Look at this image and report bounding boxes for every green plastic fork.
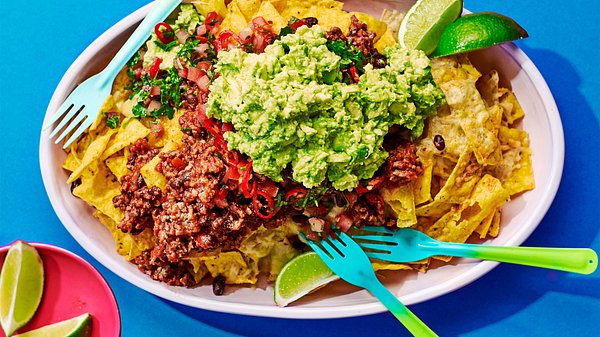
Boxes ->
[353,226,598,274]
[43,0,182,148]
[302,232,439,337]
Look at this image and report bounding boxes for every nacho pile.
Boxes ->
[62,0,534,285]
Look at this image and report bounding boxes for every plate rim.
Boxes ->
[38,2,564,319]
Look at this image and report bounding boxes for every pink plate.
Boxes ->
[0,242,120,337]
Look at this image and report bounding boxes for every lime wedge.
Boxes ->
[431,12,529,57]
[13,313,92,337]
[274,252,339,307]
[0,241,44,337]
[398,0,464,54]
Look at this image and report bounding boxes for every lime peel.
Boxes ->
[0,241,45,337]
[431,12,529,58]
[13,313,92,337]
[274,252,340,307]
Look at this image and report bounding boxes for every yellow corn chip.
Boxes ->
[374,29,397,52]
[230,0,262,21]
[220,0,249,33]
[197,251,258,284]
[254,1,287,32]
[72,161,123,223]
[67,129,116,183]
[488,209,502,237]
[190,0,228,16]
[426,174,510,243]
[95,211,154,260]
[140,139,183,190]
[105,154,130,182]
[103,118,150,159]
[382,184,417,228]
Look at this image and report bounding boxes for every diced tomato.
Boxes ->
[154,22,175,44]
[290,19,307,31]
[216,30,242,52]
[205,11,223,28]
[196,61,212,71]
[336,212,354,233]
[258,183,279,198]
[150,122,164,138]
[170,157,186,171]
[186,66,206,82]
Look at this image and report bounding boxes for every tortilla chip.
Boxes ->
[105,154,130,182]
[230,0,262,21]
[433,151,481,204]
[195,251,259,284]
[190,0,228,16]
[95,210,154,260]
[374,29,397,52]
[413,158,433,205]
[499,89,525,125]
[254,1,287,32]
[140,139,182,190]
[490,126,535,195]
[103,118,150,159]
[426,174,510,243]
[382,184,417,228]
[72,161,123,223]
[67,129,116,183]
[474,208,496,238]
[220,1,249,33]
[488,209,502,237]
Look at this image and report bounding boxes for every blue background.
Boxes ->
[1,0,599,336]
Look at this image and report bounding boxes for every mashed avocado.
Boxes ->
[207,25,444,190]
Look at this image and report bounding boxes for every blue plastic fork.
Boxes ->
[43,0,182,148]
[302,231,438,337]
[353,226,598,274]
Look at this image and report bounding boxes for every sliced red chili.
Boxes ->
[239,161,255,198]
[154,22,175,44]
[348,65,360,83]
[148,57,162,78]
[253,190,275,219]
[203,117,223,139]
[285,186,307,203]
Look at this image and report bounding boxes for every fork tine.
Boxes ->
[47,104,79,139]
[300,233,333,261]
[357,242,393,253]
[321,238,343,258]
[359,226,395,235]
[63,117,94,149]
[43,99,75,131]
[54,111,87,144]
[365,251,395,261]
[352,234,397,243]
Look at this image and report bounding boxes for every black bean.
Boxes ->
[433,134,445,151]
[212,275,226,296]
[186,93,198,107]
[287,235,306,251]
[372,53,387,69]
[304,17,318,26]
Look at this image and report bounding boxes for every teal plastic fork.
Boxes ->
[302,232,439,337]
[43,0,182,148]
[353,226,598,274]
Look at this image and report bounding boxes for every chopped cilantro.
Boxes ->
[103,112,120,129]
[326,40,366,72]
[154,40,179,52]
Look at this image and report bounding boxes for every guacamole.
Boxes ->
[207,25,444,190]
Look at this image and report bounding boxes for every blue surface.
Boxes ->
[1,0,599,336]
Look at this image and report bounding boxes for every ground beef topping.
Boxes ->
[113,138,162,234]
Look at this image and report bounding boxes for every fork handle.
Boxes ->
[423,241,598,274]
[99,0,183,85]
[368,282,439,337]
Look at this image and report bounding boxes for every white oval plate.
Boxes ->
[40,1,564,319]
